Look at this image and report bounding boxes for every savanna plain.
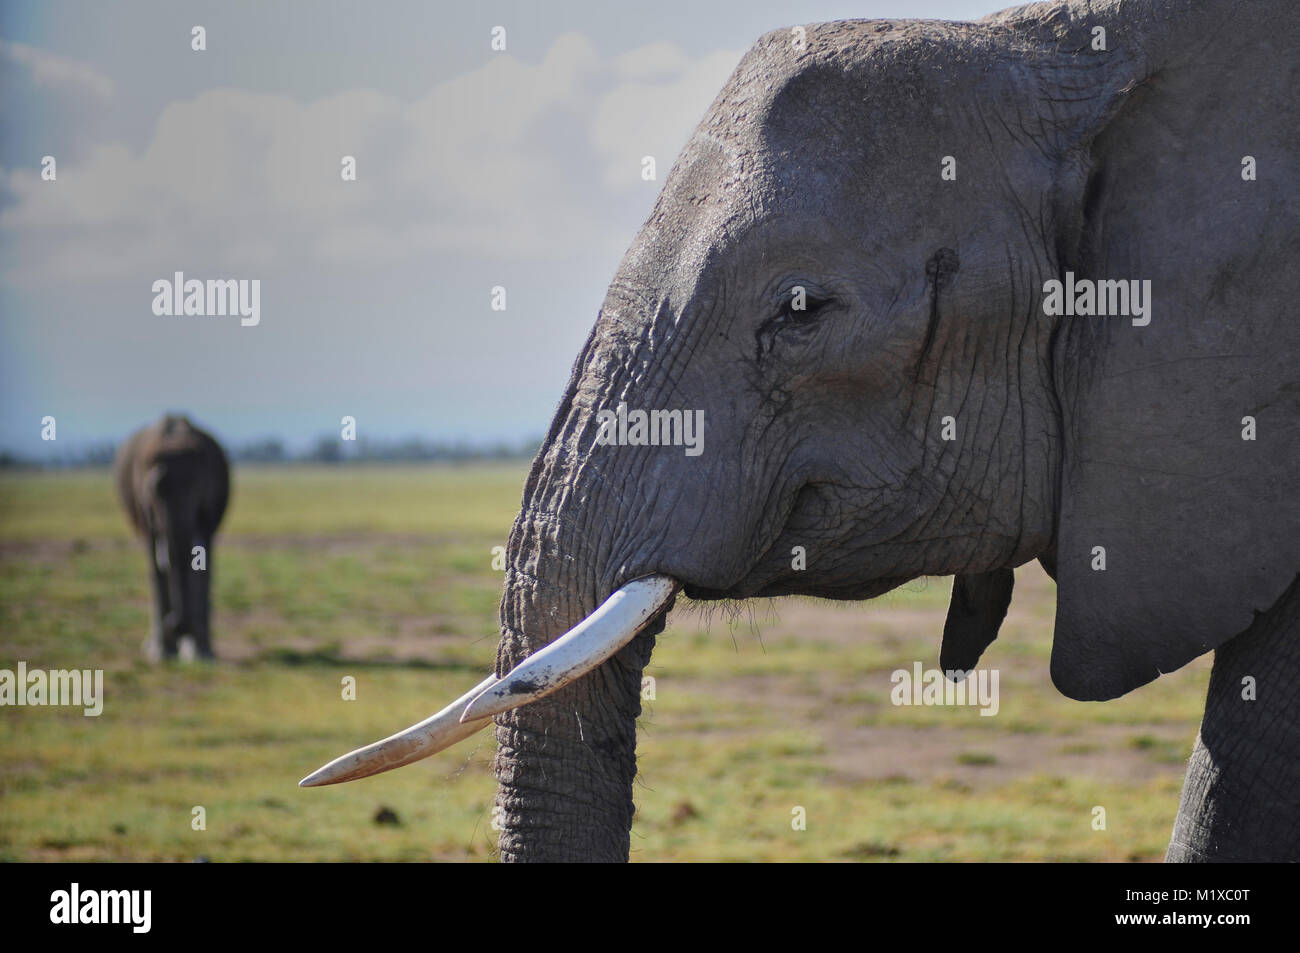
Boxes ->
[0,463,1209,861]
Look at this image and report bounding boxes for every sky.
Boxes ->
[0,0,992,458]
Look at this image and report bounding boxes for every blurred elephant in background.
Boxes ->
[114,415,230,661]
[306,0,1300,861]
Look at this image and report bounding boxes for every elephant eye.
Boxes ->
[755,289,835,362]
[777,291,832,327]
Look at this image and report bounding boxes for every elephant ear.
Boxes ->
[941,570,1013,674]
[1037,11,1300,700]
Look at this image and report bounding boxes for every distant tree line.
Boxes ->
[0,435,542,469]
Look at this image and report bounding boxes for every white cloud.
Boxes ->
[0,39,113,101]
[0,35,744,285]
[591,49,742,190]
[613,41,690,80]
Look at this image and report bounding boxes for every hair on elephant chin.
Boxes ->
[114,415,230,663]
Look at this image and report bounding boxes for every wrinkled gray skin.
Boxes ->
[114,415,230,661]
[492,0,1300,861]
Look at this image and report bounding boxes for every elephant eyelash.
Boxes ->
[776,293,834,327]
[754,293,834,362]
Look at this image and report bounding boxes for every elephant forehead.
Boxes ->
[652,23,987,241]
[616,145,855,308]
[613,18,1020,297]
[703,19,956,146]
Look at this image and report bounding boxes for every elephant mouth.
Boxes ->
[684,573,911,602]
[301,478,916,790]
[302,544,910,790]
[681,480,916,602]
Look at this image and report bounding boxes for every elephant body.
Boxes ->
[485,0,1300,862]
[114,415,230,660]
[310,0,1300,861]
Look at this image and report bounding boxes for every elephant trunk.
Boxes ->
[166,530,189,634]
[163,502,196,636]
[300,304,686,859]
[489,478,654,856]
[492,570,659,861]
[489,341,678,860]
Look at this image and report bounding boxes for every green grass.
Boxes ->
[0,463,1210,861]
[0,463,525,541]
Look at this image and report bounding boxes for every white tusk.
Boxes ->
[460,574,679,723]
[299,674,499,787]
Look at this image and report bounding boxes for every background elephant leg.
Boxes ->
[1166,575,1300,861]
[191,535,214,659]
[147,534,179,660]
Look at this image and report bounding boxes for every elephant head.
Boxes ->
[306,0,1300,861]
[115,414,230,660]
